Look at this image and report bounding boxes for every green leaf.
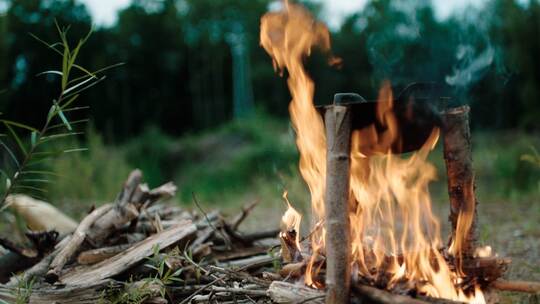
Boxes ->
[63,147,88,153]
[63,76,105,99]
[47,104,57,122]
[63,76,96,95]
[4,123,27,156]
[12,185,48,193]
[62,44,69,90]
[0,120,38,132]
[61,106,90,113]
[20,170,59,176]
[72,64,97,79]
[57,108,72,131]
[36,70,63,77]
[19,179,52,184]
[0,138,20,168]
[67,62,124,85]
[30,131,37,146]
[38,132,82,144]
[29,33,63,57]
[48,118,88,131]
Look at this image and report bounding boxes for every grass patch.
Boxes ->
[172,113,299,206]
[46,126,131,215]
[20,114,538,221]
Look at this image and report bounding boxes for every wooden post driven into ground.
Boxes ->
[323,94,355,304]
[442,105,478,258]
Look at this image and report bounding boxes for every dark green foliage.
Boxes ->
[0,0,538,142]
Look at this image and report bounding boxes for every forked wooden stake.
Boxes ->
[323,99,353,304]
[442,105,477,257]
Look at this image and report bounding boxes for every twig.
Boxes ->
[192,192,231,249]
[178,277,222,304]
[230,200,259,231]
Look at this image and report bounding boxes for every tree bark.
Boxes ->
[442,105,477,258]
[323,104,352,304]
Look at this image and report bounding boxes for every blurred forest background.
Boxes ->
[0,0,538,214]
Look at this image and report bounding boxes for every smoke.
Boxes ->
[444,1,511,98]
[445,45,494,88]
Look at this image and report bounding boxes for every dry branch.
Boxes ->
[45,203,113,283]
[85,170,143,246]
[59,221,196,285]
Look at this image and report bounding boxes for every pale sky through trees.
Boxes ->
[82,0,486,28]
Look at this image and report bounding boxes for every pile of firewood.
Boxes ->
[0,169,538,304]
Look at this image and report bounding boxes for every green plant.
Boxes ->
[143,245,184,299]
[104,278,155,304]
[521,146,540,193]
[12,277,35,304]
[46,125,131,206]
[0,22,122,211]
[521,147,540,168]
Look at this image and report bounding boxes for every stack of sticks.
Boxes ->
[0,169,538,304]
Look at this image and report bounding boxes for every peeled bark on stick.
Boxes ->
[442,105,477,258]
[323,103,352,304]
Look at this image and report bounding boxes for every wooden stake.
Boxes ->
[442,105,477,257]
[324,103,352,304]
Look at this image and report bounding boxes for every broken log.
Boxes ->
[59,221,196,285]
[442,105,477,258]
[323,99,353,304]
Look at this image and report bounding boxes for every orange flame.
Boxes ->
[260,0,328,284]
[280,190,302,248]
[261,1,486,303]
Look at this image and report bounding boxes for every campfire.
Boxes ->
[2,1,540,304]
[260,1,505,303]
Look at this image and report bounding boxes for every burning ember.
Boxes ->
[261,1,490,303]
